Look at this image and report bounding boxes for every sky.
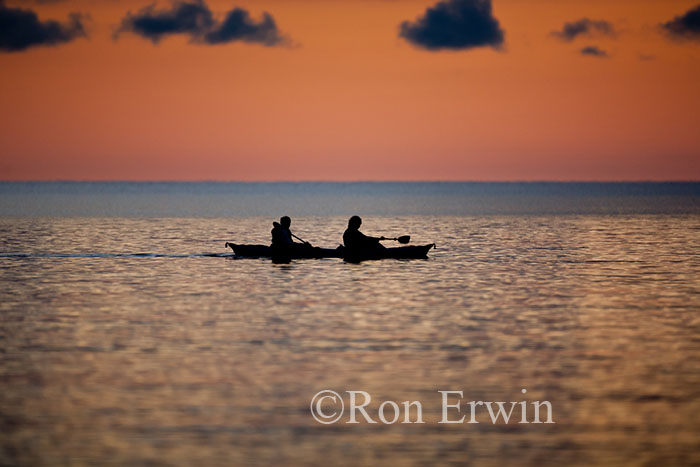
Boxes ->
[0,0,699,181]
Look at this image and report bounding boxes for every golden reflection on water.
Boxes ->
[0,216,699,465]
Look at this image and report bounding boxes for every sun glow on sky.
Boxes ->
[1,0,699,181]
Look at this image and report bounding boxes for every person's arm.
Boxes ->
[287,230,310,245]
[359,231,383,245]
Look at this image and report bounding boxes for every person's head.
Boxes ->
[280,216,291,228]
[348,215,362,230]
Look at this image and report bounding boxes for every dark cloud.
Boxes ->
[204,8,284,46]
[661,4,700,40]
[0,0,86,52]
[399,0,504,51]
[580,46,608,58]
[551,18,616,42]
[116,0,213,44]
[116,0,288,47]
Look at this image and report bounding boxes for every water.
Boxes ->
[1,181,699,217]
[1,183,699,466]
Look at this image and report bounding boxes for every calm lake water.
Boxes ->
[1,182,699,466]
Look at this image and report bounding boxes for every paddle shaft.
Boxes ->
[379,235,411,244]
[291,232,310,244]
[273,221,310,244]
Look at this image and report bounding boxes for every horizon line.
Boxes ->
[1,179,700,184]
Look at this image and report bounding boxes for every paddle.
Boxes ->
[291,233,311,245]
[380,235,411,244]
[273,221,312,245]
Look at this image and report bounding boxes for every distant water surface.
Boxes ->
[1,181,698,216]
[0,182,699,466]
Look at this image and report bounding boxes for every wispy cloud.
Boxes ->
[115,0,289,47]
[551,18,616,42]
[580,45,608,58]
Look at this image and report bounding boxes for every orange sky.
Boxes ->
[1,0,699,181]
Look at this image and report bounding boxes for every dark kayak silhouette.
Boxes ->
[228,216,434,262]
[224,242,435,261]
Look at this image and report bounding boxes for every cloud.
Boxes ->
[0,0,86,52]
[580,45,608,57]
[204,8,285,46]
[551,18,616,42]
[399,0,504,51]
[116,0,213,44]
[116,0,288,47]
[661,4,700,40]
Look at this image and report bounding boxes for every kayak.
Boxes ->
[225,243,343,259]
[343,243,435,262]
[225,242,435,261]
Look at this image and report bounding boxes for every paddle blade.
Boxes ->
[396,235,411,244]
